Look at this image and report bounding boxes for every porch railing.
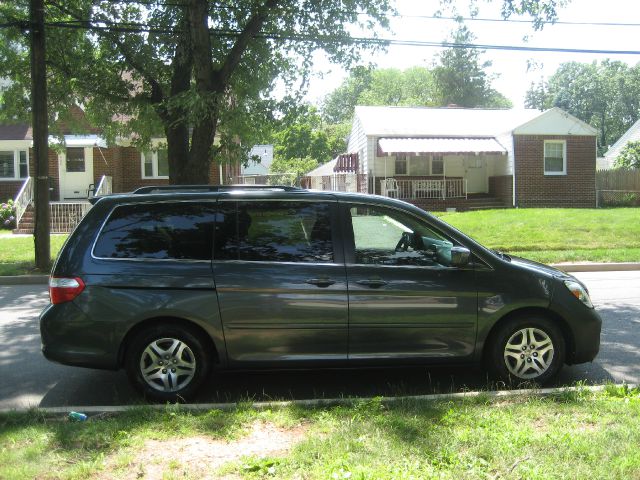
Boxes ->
[14,176,34,229]
[232,173,299,186]
[382,178,467,200]
[94,175,113,197]
[50,202,92,234]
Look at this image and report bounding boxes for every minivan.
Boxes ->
[40,186,601,400]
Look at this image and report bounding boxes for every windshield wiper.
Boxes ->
[492,249,512,262]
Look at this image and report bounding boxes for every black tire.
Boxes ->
[487,315,565,385]
[125,323,211,402]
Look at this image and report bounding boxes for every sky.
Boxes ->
[304,0,640,108]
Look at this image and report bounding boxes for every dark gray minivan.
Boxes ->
[40,186,601,400]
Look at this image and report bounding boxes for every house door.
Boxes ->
[59,147,94,199]
[465,156,486,194]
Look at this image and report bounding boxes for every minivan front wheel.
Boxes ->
[126,324,210,401]
[488,316,565,385]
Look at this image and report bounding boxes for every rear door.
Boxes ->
[343,202,478,361]
[212,197,348,367]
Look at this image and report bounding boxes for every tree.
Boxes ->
[0,0,393,184]
[525,60,640,155]
[271,105,349,167]
[615,140,640,169]
[432,24,512,108]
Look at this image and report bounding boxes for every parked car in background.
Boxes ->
[40,186,601,401]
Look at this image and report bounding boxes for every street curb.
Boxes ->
[0,384,634,415]
[0,275,49,285]
[551,263,640,272]
[0,263,639,286]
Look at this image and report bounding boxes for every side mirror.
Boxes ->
[450,246,471,267]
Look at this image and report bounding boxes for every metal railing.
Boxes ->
[49,202,91,234]
[14,176,33,228]
[305,173,366,193]
[94,175,113,197]
[382,178,467,200]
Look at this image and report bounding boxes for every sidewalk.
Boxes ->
[1,263,639,285]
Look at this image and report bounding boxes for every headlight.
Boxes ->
[564,280,593,308]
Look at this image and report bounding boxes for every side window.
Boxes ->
[349,205,453,267]
[215,201,334,263]
[93,202,216,260]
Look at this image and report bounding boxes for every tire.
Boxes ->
[487,315,565,385]
[125,323,211,402]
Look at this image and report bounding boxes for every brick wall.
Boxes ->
[514,135,596,208]
[0,181,22,201]
[489,175,513,207]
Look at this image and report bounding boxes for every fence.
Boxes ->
[596,168,640,207]
[231,173,299,186]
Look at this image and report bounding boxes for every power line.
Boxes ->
[3,19,640,56]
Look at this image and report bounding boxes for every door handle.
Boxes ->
[305,278,336,288]
[356,279,388,288]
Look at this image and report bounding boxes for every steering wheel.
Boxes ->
[395,232,413,251]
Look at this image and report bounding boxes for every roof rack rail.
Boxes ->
[131,184,303,194]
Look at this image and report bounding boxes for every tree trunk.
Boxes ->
[30,0,50,271]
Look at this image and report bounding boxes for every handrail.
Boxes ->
[94,175,113,197]
[14,176,34,228]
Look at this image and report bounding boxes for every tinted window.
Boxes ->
[94,202,216,260]
[350,205,453,267]
[215,201,333,263]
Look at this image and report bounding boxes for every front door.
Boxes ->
[343,203,477,361]
[465,156,486,194]
[59,147,93,199]
[212,199,348,367]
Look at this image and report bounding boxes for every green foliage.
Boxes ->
[321,26,511,124]
[615,140,640,169]
[270,156,319,178]
[525,60,640,155]
[433,25,512,108]
[0,0,394,182]
[0,199,15,229]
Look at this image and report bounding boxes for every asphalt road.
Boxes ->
[0,271,638,410]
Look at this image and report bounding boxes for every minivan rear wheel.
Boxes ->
[125,324,211,401]
[488,315,565,385]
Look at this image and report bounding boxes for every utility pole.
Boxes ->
[30,0,50,270]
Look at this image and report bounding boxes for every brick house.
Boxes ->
[334,106,597,210]
[0,115,240,232]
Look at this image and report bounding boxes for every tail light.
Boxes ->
[49,277,85,304]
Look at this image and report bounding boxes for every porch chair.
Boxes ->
[383,178,399,198]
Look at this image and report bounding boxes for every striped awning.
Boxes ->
[378,137,507,155]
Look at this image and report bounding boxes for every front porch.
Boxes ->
[12,175,112,234]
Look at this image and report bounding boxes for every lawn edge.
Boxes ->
[1,384,635,415]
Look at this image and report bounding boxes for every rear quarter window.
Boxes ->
[93,202,216,260]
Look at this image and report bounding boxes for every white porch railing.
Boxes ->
[49,202,92,234]
[14,176,34,228]
[94,175,113,197]
[381,178,467,200]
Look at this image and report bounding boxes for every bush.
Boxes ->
[0,199,16,230]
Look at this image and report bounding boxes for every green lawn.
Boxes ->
[1,386,640,479]
[0,208,638,275]
[435,207,640,263]
[0,234,67,275]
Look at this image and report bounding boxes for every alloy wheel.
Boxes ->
[503,327,554,380]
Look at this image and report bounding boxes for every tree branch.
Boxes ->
[216,0,279,89]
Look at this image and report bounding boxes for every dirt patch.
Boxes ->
[101,421,308,479]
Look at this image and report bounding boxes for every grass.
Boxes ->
[435,207,640,263]
[1,386,640,479]
[0,207,638,275]
[0,233,67,275]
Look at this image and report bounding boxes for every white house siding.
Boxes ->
[347,116,367,174]
[495,131,515,175]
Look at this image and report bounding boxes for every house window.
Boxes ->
[66,148,85,172]
[141,149,169,179]
[395,154,408,175]
[544,140,566,175]
[0,150,29,180]
[431,155,444,175]
[410,155,428,175]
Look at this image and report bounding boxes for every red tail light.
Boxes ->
[49,277,85,304]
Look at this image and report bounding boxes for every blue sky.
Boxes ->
[305,0,640,108]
